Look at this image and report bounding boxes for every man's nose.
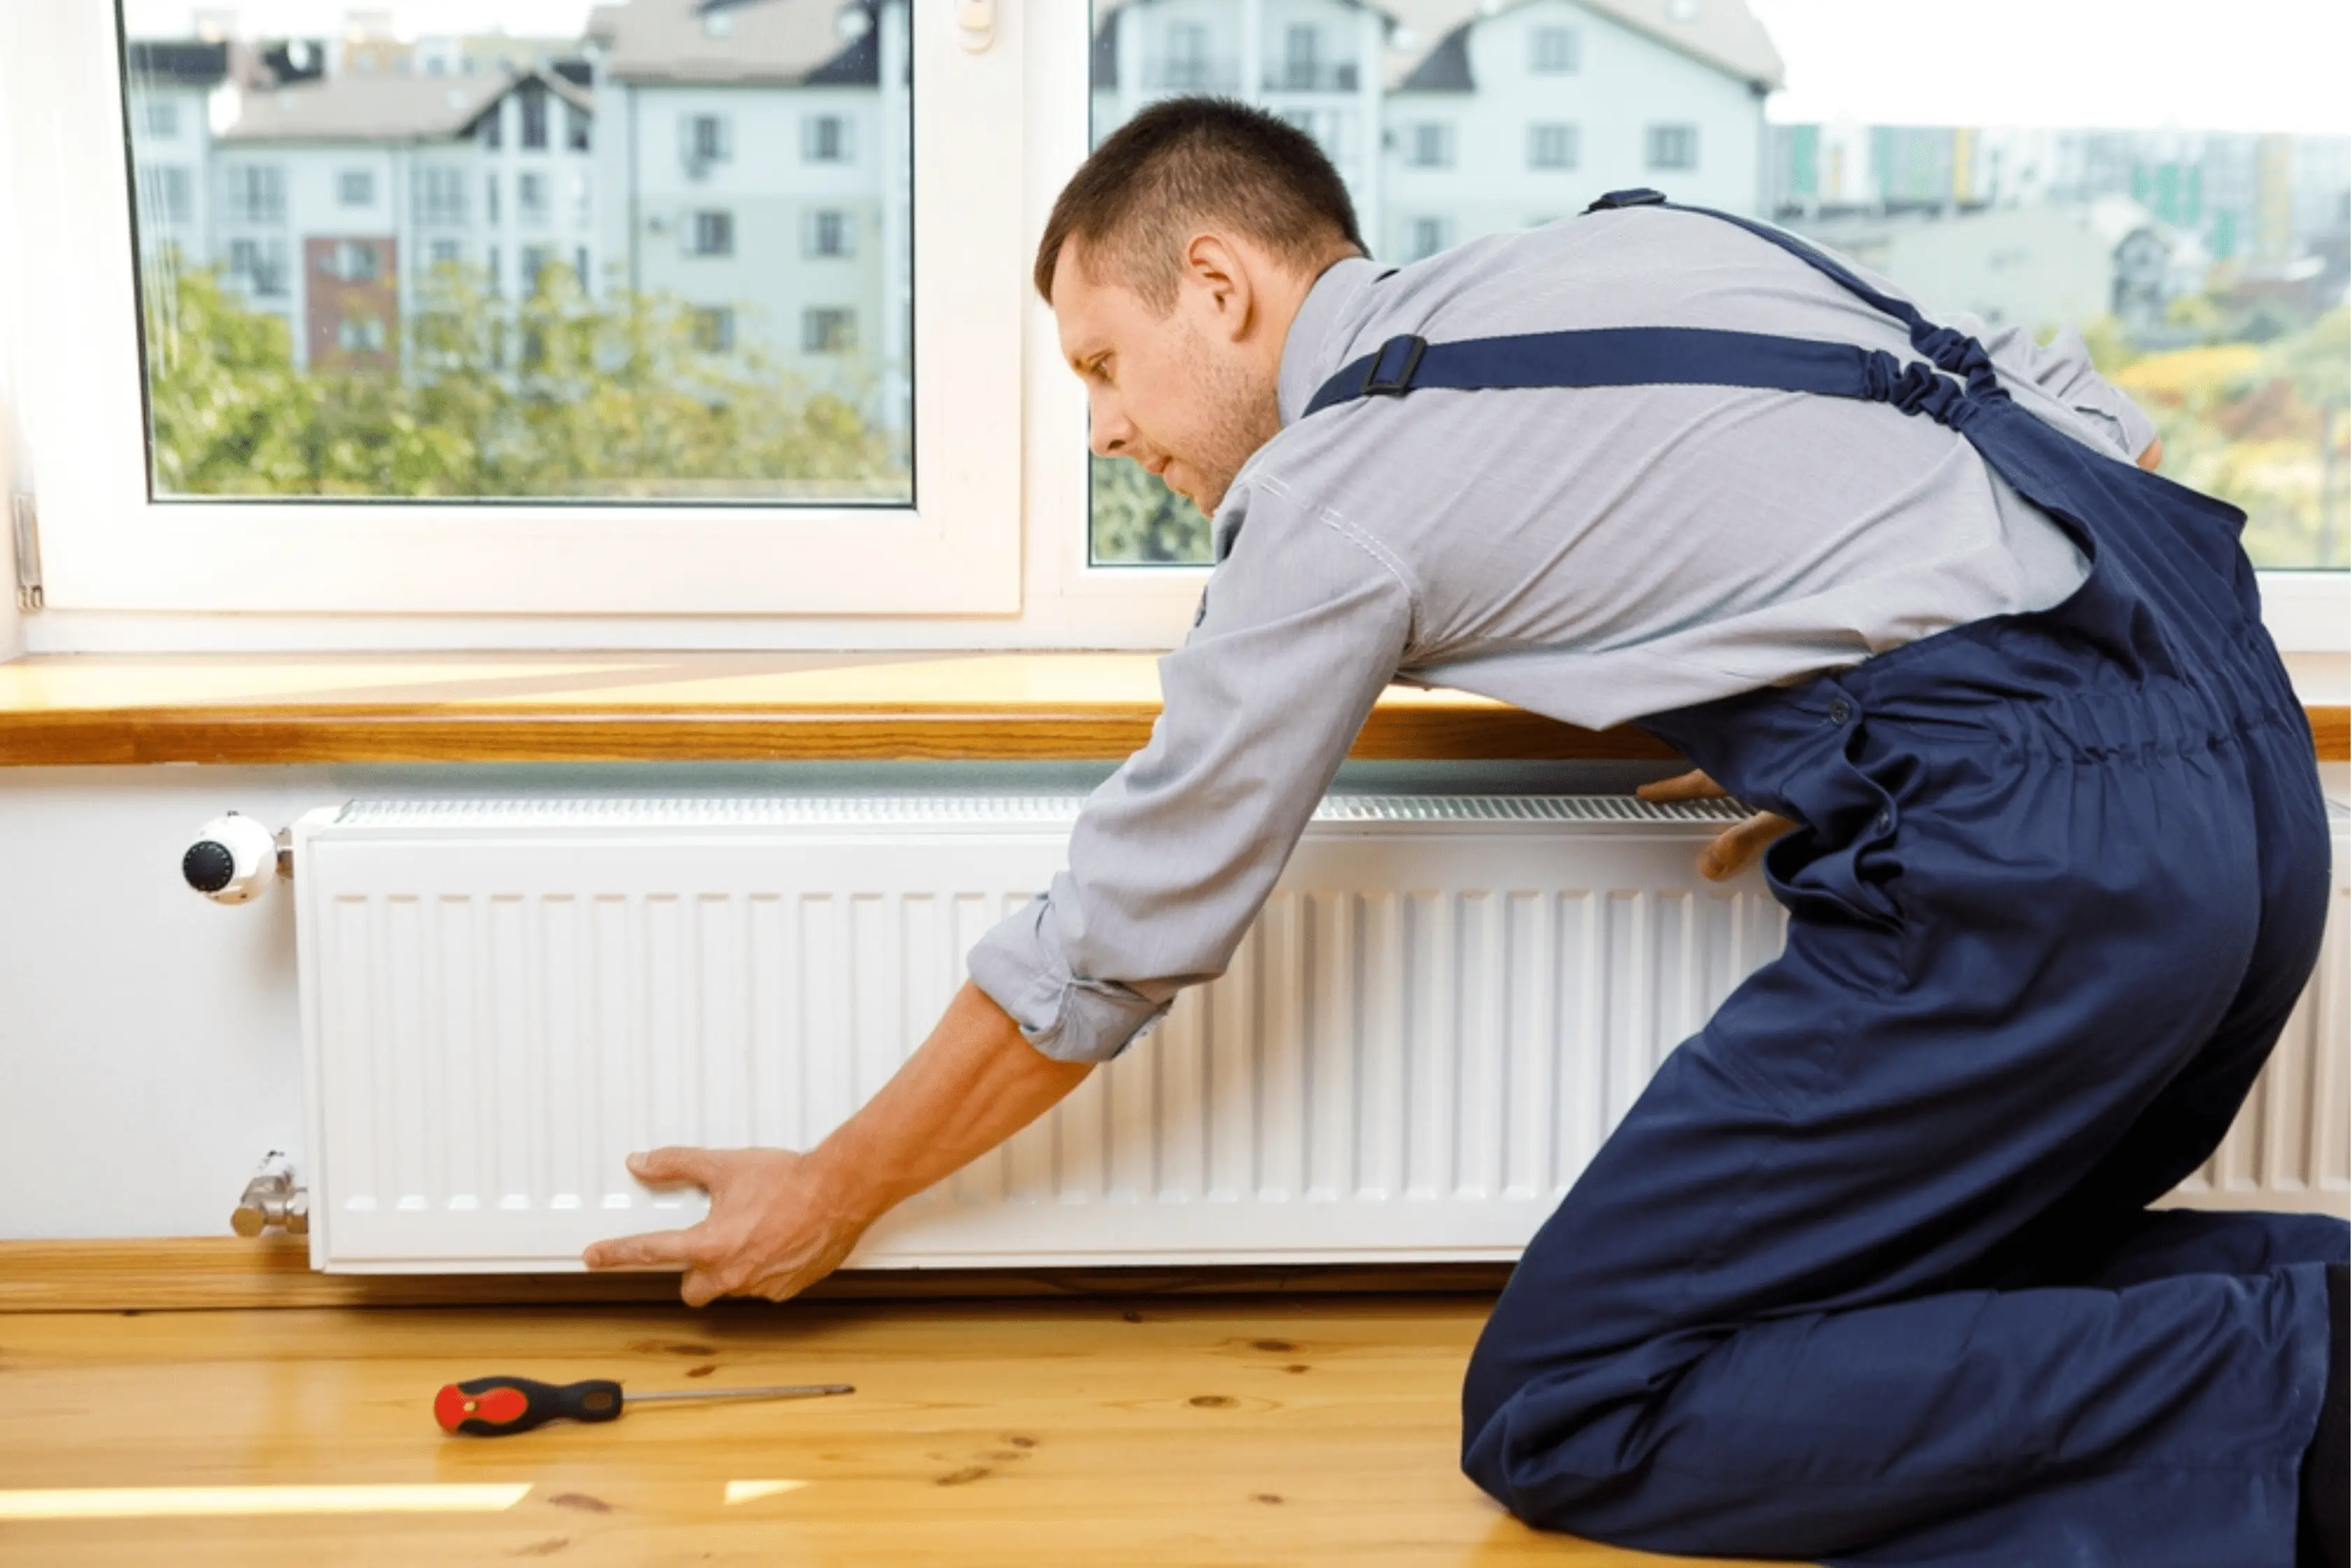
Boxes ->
[1087,397,1134,459]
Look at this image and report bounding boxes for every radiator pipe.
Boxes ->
[231,1151,309,1237]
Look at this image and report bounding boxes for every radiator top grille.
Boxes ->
[334,793,1756,830]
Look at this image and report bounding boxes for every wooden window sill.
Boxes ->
[0,653,2341,767]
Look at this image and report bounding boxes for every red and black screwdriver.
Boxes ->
[435,1375,855,1436]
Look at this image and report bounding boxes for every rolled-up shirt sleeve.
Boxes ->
[967,484,1416,1063]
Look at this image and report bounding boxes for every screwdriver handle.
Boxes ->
[435,1376,624,1436]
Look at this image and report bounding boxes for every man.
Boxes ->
[587,101,2346,1567]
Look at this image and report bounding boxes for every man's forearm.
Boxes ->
[806,978,1096,1223]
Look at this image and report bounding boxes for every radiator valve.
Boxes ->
[231,1151,309,1237]
[183,813,289,904]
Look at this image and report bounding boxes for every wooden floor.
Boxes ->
[0,1294,1791,1566]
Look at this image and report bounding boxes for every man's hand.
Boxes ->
[2137,437,2164,472]
[1637,769,1798,881]
[583,1146,872,1308]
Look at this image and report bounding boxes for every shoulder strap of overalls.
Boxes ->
[1302,188,2008,426]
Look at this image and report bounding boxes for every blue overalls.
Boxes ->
[1309,192,2346,1565]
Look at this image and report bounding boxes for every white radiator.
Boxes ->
[292,794,2350,1273]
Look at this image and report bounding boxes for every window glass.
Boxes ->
[118,1,914,505]
[1084,0,2346,571]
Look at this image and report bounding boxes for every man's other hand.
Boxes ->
[582,1146,871,1307]
[2137,437,2164,472]
[1636,769,1798,881]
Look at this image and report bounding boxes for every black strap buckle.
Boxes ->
[1585,187,1667,213]
[1361,335,1427,398]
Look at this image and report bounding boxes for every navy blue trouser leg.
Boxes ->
[1460,680,2339,1567]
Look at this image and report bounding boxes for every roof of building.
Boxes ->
[125,39,232,88]
[587,0,882,86]
[218,68,588,144]
[1387,0,1782,93]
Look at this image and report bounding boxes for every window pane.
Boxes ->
[120,2,914,504]
[1083,1,2348,572]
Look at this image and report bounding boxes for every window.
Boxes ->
[566,103,591,153]
[519,81,548,149]
[321,240,380,282]
[138,165,192,225]
[685,113,730,169]
[227,237,288,297]
[1278,24,1320,90]
[688,210,734,256]
[518,171,547,223]
[485,172,500,224]
[1407,123,1453,169]
[338,169,374,206]
[692,307,736,354]
[485,244,500,295]
[521,244,552,294]
[802,114,853,164]
[1407,216,1450,260]
[428,237,461,268]
[223,163,284,225]
[335,314,386,353]
[1647,124,1699,171]
[477,100,502,148]
[806,209,853,258]
[419,165,466,224]
[1531,25,1579,74]
[802,307,856,354]
[574,245,590,288]
[1529,123,1578,170]
[144,98,179,138]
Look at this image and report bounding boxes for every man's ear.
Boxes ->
[1179,232,1256,342]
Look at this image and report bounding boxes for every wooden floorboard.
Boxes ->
[0,1296,1793,1566]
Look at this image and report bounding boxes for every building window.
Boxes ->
[1646,124,1699,171]
[1531,26,1579,73]
[224,164,285,225]
[143,98,180,138]
[1407,123,1453,169]
[806,209,853,258]
[689,210,734,256]
[566,103,590,152]
[1164,22,1210,88]
[338,169,374,206]
[692,307,736,354]
[138,164,192,225]
[1529,123,1578,170]
[521,244,552,293]
[486,244,500,295]
[336,314,387,353]
[1407,216,1448,261]
[428,237,461,268]
[575,244,591,288]
[485,172,500,224]
[685,113,730,169]
[318,240,380,282]
[802,115,853,164]
[477,101,503,148]
[419,166,466,224]
[518,171,547,223]
[227,237,288,296]
[519,81,548,150]
[803,307,856,354]
[1278,24,1320,90]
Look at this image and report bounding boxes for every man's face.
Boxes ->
[1051,238,1282,516]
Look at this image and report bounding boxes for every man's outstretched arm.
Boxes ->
[582,979,1091,1306]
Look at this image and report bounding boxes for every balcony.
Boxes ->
[1264,60,1359,93]
[1142,58,1240,92]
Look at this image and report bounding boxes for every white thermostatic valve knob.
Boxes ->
[183,812,280,904]
[955,0,993,50]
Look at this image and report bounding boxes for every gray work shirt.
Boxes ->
[969,205,2158,1065]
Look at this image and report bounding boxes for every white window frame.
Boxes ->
[4,0,1023,621]
[0,4,2337,659]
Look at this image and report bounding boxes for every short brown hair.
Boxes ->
[1034,97,1364,309]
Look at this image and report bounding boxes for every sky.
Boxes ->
[122,0,2352,137]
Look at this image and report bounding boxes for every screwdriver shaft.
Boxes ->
[624,1382,854,1406]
